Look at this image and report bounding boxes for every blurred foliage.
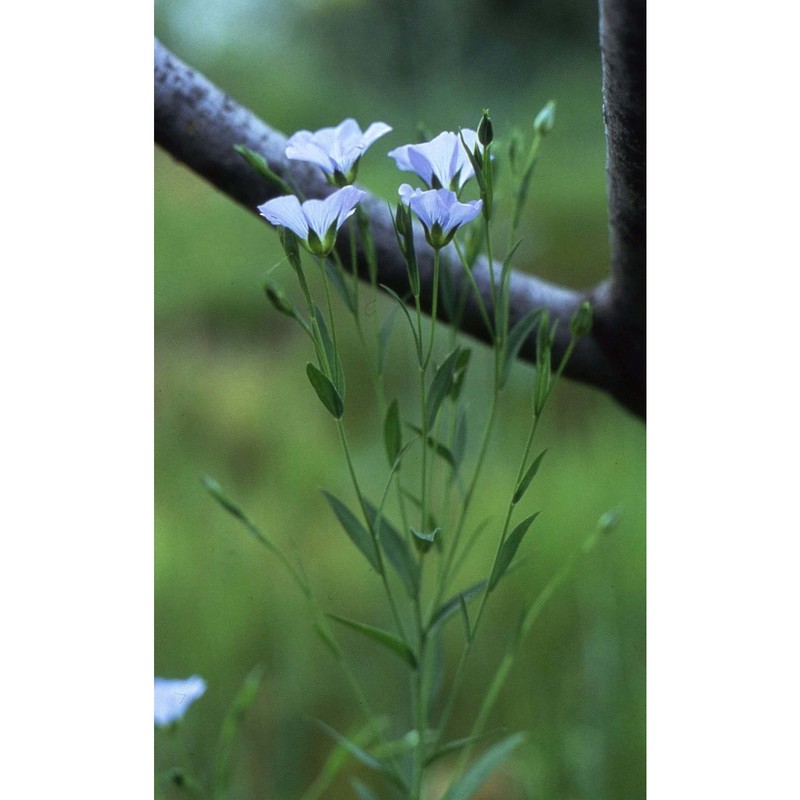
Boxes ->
[155,1,645,798]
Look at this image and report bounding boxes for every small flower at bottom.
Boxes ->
[286,118,392,186]
[398,184,482,250]
[154,675,207,727]
[388,130,480,191]
[258,186,367,256]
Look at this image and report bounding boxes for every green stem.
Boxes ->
[450,522,606,781]
[432,334,581,753]
[336,420,409,646]
[452,238,494,342]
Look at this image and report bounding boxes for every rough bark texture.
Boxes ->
[155,5,645,418]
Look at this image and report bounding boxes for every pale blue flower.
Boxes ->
[398,184,482,249]
[258,186,367,256]
[154,675,207,727]
[286,118,392,186]
[388,130,480,191]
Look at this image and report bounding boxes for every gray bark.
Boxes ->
[155,3,645,418]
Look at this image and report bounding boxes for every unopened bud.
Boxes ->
[478,109,494,147]
[264,281,295,317]
[534,101,556,136]
[569,300,593,338]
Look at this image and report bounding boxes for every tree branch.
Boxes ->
[155,25,644,419]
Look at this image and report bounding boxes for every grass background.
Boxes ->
[155,1,645,796]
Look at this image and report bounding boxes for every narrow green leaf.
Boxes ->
[306,363,344,419]
[439,732,527,800]
[458,593,472,642]
[383,399,402,466]
[363,500,419,598]
[459,131,486,193]
[488,513,540,591]
[425,731,499,767]
[300,722,377,800]
[501,309,543,388]
[452,408,468,469]
[233,144,293,194]
[320,490,379,572]
[327,614,417,669]
[411,526,440,554]
[313,306,336,375]
[406,424,455,467]
[426,347,461,429]
[203,476,248,523]
[313,621,341,660]
[512,449,548,505]
[378,305,398,375]
[380,283,422,363]
[535,311,551,369]
[401,490,439,532]
[439,253,459,327]
[316,720,407,790]
[449,348,472,401]
[214,665,265,798]
[324,258,357,315]
[428,580,487,632]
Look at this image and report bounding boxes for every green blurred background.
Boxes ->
[155,1,645,797]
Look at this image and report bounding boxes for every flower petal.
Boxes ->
[154,676,207,727]
[398,183,422,206]
[388,145,415,174]
[389,131,477,190]
[286,129,337,173]
[258,195,309,239]
[287,119,391,177]
[303,186,367,239]
[442,197,483,234]
[360,122,393,149]
[406,187,457,230]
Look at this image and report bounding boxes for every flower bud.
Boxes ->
[569,300,593,338]
[534,101,556,136]
[264,281,296,317]
[477,109,494,147]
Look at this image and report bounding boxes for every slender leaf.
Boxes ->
[439,732,527,800]
[233,144,293,193]
[383,400,402,466]
[401,490,439,532]
[363,500,419,598]
[213,665,265,799]
[449,348,472,401]
[378,305,399,375]
[406,424,455,467]
[501,308,543,388]
[380,283,422,363]
[411,526,440,554]
[327,614,417,669]
[452,408,468,469]
[512,449,548,505]
[458,593,472,642]
[428,580,487,632]
[306,363,344,419]
[488,513,540,591]
[426,347,461,429]
[320,490,379,572]
[313,306,336,376]
[425,731,500,767]
[300,722,378,800]
[316,719,407,790]
[325,258,357,315]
